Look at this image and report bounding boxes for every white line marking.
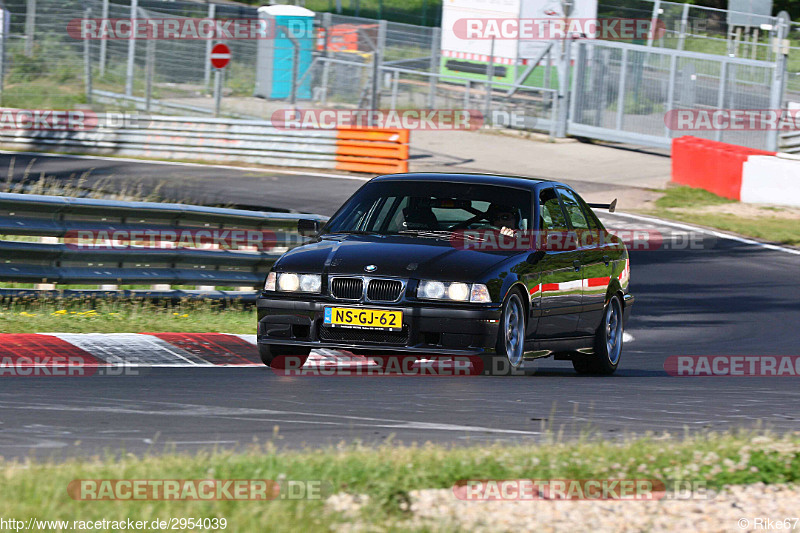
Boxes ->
[608,211,800,256]
[0,150,371,181]
[623,332,634,343]
[168,441,239,445]
[232,334,257,345]
[2,400,540,436]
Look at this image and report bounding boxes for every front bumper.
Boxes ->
[257,295,502,356]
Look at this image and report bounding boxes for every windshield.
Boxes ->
[323,181,533,236]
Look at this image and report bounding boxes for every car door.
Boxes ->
[558,188,609,335]
[533,187,582,338]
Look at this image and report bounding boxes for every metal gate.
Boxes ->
[567,40,783,151]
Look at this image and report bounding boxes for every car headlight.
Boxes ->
[299,273,322,293]
[417,281,491,303]
[272,272,322,293]
[264,272,277,291]
[469,283,491,303]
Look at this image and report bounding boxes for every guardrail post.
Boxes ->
[615,47,628,131]
[84,8,93,105]
[145,38,155,112]
[715,59,728,143]
[484,38,495,126]
[390,70,399,110]
[204,4,216,93]
[677,3,689,51]
[288,32,300,107]
[24,0,36,57]
[555,37,572,138]
[647,0,661,48]
[427,27,441,109]
[35,237,57,290]
[572,41,587,125]
[214,67,223,116]
[369,20,387,124]
[99,0,109,76]
[768,11,790,152]
[665,53,677,138]
[0,7,6,105]
[319,13,331,105]
[125,0,138,97]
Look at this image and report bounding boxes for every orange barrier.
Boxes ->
[671,136,775,200]
[334,128,410,174]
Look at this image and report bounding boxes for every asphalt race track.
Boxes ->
[0,151,369,215]
[1,153,799,459]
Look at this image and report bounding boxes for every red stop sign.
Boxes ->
[210,43,231,69]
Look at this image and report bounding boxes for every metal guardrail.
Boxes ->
[0,192,328,298]
[779,131,800,154]
[0,114,410,174]
[92,89,219,117]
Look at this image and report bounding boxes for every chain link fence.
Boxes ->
[596,0,800,96]
[569,40,780,150]
[0,0,792,151]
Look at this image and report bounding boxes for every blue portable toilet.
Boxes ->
[254,5,315,100]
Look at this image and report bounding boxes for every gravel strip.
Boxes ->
[327,483,800,532]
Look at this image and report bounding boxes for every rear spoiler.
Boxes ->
[588,199,617,213]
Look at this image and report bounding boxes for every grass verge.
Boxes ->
[0,432,798,531]
[0,300,254,334]
[641,186,800,246]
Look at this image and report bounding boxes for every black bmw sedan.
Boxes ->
[257,173,634,375]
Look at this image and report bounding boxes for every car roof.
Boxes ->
[371,172,567,191]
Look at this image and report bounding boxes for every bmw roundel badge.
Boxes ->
[364,264,377,272]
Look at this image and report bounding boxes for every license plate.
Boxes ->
[324,307,403,331]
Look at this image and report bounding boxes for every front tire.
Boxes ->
[259,344,310,368]
[482,291,526,376]
[572,294,623,375]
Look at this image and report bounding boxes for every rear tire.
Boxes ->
[481,291,526,376]
[572,294,623,375]
[259,344,310,368]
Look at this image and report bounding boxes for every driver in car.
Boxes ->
[487,204,519,237]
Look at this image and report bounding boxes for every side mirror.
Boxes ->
[298,218,321,237]
[526,250,545,264]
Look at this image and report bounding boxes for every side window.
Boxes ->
[577,195,604,232]
[384,197,410,232]
[364,197,395,231]
[556,188,589,230]
[538,188,568,231]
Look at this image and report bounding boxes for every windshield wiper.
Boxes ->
[396,229,456,240]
